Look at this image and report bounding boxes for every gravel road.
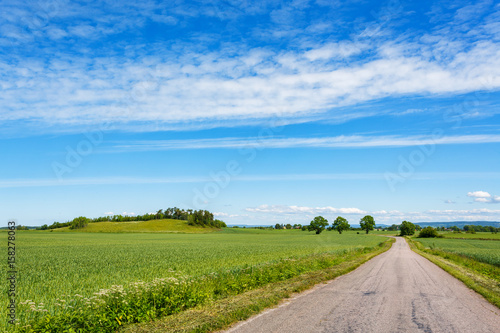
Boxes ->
[225,237,500,333]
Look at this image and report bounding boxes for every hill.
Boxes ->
[51,219,220,233]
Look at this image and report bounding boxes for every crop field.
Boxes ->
[439,232,500,240]
[1,229,387,331]
[415,237,500,267]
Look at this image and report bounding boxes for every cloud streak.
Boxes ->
[112,134,500,151]
[3,172,500,189]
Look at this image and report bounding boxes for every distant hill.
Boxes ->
[414,221,500,228]
[51,219,220,233]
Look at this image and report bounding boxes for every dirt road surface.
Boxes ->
[225,237,500,333]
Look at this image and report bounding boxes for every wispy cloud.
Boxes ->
[111,134,500,151]
[1,2,500,134]
[3,172,500,189]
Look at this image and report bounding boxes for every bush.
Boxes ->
[399,221,416,236]
[418,227,442,238]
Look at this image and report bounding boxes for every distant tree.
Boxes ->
[360,215,375,234]
[69,216,90,230]
[399,221,416,236]
[418,226,441,238]
[285,223,292,229]
[387,224,399,231]
[275,223,281,230]
[308,216,329,234]
[301,225,307,231]
[332,216,350,234]
[40,224,48,230]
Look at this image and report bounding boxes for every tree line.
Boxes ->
[38,207,226,230]
[277,215,377,235]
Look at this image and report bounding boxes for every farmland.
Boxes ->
[416,237,500,266]
[1,229,388,332]
[439,231,500,240]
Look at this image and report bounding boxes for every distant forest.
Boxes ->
[39,207,227,230]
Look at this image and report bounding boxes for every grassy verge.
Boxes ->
[121,238,394,333]
[408,238,500,309]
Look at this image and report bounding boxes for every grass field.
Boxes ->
[416,237,500,266]
[439,231,500,240]
[51,219,219,233]
[1,229,387,332]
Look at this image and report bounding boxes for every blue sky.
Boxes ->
[1,0,500,226]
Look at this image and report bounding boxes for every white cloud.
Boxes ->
[467,191,492,198]
[213,212,239,218]
[467,191,500,203]
[103,211,114,215]
[245,204,366,215]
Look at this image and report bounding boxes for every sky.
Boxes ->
[1,0,500,227]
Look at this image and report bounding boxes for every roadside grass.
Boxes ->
[2,230,387,332]
[51,219,218,233]
[408,238,500,309]
[121,238,395,333]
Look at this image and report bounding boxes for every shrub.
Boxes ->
[418,226,442,238]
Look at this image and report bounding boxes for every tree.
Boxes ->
[308,216,329,234]
[399,221,416,236]
[332,216,350,234]
[285,223,292,229]
[418,226,441,238]
[69,216,90,230]
[360,215,375,234]
[275,223,281,229]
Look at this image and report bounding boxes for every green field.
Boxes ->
[416,237,500,266]
[439,231,500,240]
[51,219,219,233]
[1,229,387,331]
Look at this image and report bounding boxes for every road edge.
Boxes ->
[407,237,500,309]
